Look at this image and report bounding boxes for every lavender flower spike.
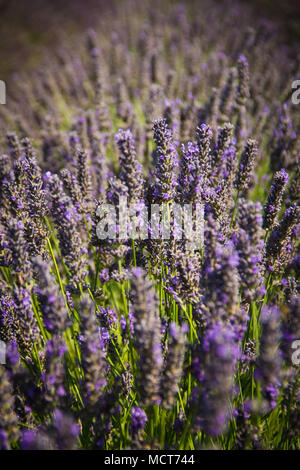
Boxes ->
[160,322,187,409]
[0,367,19,449]
[235,138,258,191]
[33,256,70,334]
[152,118,178,203]
[115,128,144,201]
[130,268,163,406]
[263,169,289,230]
[194,322,240,436]
[255,306,282,410]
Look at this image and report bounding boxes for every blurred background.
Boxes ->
[0,0,299,81]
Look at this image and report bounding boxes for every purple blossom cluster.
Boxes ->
[0,0,299,451]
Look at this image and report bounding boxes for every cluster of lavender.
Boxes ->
[0,0,299,450]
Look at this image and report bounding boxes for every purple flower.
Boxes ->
[130,406,147,436]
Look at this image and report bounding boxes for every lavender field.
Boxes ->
[0,0,299,451]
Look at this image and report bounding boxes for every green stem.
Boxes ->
[131,239,137,267]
